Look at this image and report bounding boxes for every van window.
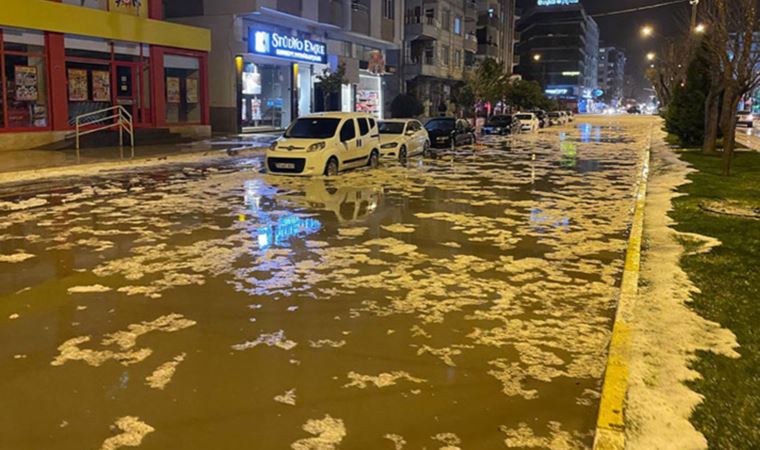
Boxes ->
[358,118,370,136]
[368,118,376,129]
[340,120,356,142]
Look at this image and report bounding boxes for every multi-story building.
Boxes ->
[0,0,211,151]
[598,46,626,108]
[514,0,599,112]
[165,0,403,133]
[403,0,517,117]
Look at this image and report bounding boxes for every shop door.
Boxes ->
[114,63,148,127]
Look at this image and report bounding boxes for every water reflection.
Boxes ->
[302,180,382,223]
[256,214,321,249]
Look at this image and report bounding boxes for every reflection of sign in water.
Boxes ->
[15,66,38,101]
[256,214,322,249]
[559,132,577,168]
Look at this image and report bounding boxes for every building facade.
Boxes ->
[166,0,403,133]
[598,46,626,108]
[514,0,599,112]
[402,0,517,117]
[0,0,211,151]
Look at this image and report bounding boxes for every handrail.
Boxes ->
[74,105,135,161]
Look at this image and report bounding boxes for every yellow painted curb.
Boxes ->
[593,127,653,450]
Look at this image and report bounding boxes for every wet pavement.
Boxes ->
[0,116,655,450]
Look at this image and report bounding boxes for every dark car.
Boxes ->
[481,115,519,136]
[531,109,548,128]
[627,106,642,115]
[425,118,476,148]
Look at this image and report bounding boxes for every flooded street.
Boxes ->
[1,116,655,450]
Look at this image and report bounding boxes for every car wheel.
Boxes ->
[422,141,431,157]
[324,157,339,176]
[398,145,408,164]
[369,150,380,169]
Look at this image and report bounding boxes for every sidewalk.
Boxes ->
[0,132,279,176]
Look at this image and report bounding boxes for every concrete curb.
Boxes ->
[593,126,653,450]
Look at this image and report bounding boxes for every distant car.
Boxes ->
[267,112,381,176]
[378,119,430,161]
[565,111,575,122]
[547,112,564,126]
[481,115,520,136]
[425,117,476,148]
[737,110,754,128]
[531,109,548,128]
[627,106,642,115]
[515,112,540,132]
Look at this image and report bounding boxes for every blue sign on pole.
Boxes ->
[249,29,327,64]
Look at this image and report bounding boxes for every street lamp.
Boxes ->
[641,25,654,37]
[646,52,656,61]
[690,0,700,31]
[533,54,542,62]
[695,23,706,34]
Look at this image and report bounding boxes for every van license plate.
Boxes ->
[276,163,295,169]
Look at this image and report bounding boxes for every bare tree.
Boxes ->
[646,36,693,108]
[703,0,760,175]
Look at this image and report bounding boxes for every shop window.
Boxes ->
[1,28,48,129]
[241,62,291,130]
[164,54,201,124]
[356,74,382,119]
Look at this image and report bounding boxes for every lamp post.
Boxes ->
[641,25,653,38]
[690,0,700,31]
[646,52,656,61]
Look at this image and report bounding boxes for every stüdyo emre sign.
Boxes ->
[537,0,579,6]
[250,29,327,64]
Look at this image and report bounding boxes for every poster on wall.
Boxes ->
[186,78,198,104]
[251,98,261,121]
[92,70,111,102]
[242,71,262,95]
[14,66,38,101]
[166,77,181,103]
[67,69,89,101]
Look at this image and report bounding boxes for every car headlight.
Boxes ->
[307,141,326,152]
[381,142,399,149]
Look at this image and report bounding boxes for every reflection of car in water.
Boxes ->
[302,179,383,223]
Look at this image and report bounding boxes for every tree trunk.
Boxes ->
[719,87,741,176]
[703,88,722,154]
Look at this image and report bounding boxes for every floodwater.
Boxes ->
[0,116,655,450]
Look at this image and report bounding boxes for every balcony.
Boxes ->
[464,33,478,52]
[404,15,440,40]
[404,56,463,81]
[477,43,499,58]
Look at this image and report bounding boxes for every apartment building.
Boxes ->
[0,0,211,150]
[402,0,517,116]
[598,46,626,108]
[165,0,403,133]
[514,0,599,112]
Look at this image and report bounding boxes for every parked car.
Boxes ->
[565,111,575,122]
[531,109,548,128]
[481,115,520,136]
[267,112,381,176]
[627,106,642,114]
[378,119,430,161]
[547,112,564,126]
[515,112,540,132]
[425,117,477,149]
[737,110,754,128]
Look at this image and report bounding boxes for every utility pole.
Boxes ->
[690,0,700,31]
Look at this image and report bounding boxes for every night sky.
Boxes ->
[517,0,692,98]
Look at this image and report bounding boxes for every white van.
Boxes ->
[267,112,381,176]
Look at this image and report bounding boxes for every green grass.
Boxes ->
[670,149,760,449]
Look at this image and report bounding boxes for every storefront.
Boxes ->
[237,24,329,132]
[0,0,210,150]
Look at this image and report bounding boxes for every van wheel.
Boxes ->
[324,157,339,176]
[398,146,408,164]
[369,150,380,169]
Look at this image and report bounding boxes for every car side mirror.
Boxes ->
[406,130,415,136]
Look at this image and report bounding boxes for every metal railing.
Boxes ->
[74,105,134,160]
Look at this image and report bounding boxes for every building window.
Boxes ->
[442,45,450,66]
[1,28,49,129]
[442,9,451,31]
[164,54,201,124]
[241,62,291,130]
[454,16,462,35]
[455,49,462,68]
[382,0,394,20]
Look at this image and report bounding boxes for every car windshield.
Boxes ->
[285,118,341,139]
[426,119,455,131]
[378,122,405,134]
[487,117,511,126]
[549,113,560,118]
[516,114,533,120]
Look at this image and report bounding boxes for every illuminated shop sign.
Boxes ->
[537,0,579,6]
[545,88,570,96]
[249,29,327,64]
